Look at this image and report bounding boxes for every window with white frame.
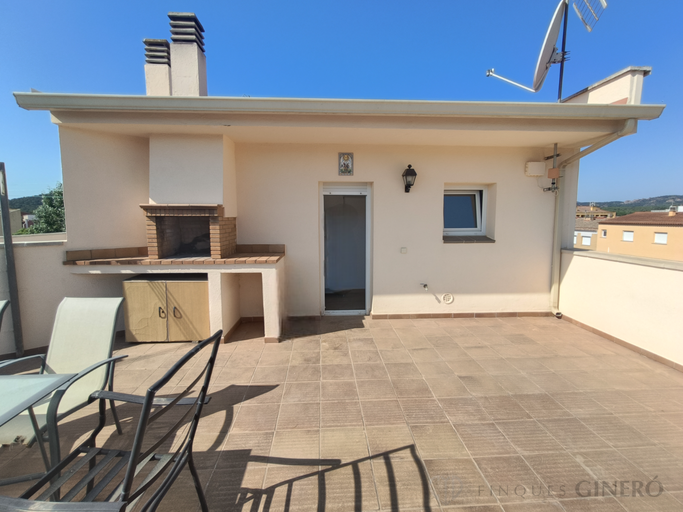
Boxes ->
[654,232,668,245]
[601,229,607,238]
[622,231,634,242]
[443,189,485,236]
[573,235,577,244]
[582,236,591,246]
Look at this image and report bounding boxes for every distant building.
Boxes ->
[22,213,35,229]
[597,207,683,262]
[574,218,599,250]
[576,204,616,219]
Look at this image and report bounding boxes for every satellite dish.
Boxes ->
[532,0,567,92]
[486,0,608,100]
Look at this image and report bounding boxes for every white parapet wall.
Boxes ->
[559,249,683,367]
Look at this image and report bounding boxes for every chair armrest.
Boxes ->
[91,390,211,406]
[47,355,129,419]
[0,354,46,373]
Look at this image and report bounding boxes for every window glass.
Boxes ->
[622,231,634,242]
[654,232,668,245]
[582,236,591,246]
[573,236,577,244]
[444,194,477,229]
[601,230,607,237]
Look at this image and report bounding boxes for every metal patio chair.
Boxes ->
[0,297,125,474]
[0,329,223,511]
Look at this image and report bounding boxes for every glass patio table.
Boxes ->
[0,373,76,485]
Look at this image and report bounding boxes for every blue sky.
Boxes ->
[1,0,680,202]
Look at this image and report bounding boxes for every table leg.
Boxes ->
[27,406,50,472]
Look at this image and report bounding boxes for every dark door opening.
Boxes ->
[324,195,366,312]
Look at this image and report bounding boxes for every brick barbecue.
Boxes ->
[140,204,236,259]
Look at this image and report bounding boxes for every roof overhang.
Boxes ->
[14,92,665,148]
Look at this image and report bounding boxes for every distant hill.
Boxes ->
[9,195,42,214]
[577,195,683,216]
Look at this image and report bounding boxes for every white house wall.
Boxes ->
[149,134,224,205]
[60,128,149,250]
[236,143,560,316]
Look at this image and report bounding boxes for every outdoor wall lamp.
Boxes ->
[402,165,417,193]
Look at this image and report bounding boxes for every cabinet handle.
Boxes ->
[173,306,182,319]
[158,307,166,319]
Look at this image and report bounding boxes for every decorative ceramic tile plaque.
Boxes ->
[338,153,354,176]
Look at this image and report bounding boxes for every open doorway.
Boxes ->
[322,184,371,315]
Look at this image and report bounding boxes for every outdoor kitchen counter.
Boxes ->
[63,253,285,266]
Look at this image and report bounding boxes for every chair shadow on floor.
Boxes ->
[2,383,433,511]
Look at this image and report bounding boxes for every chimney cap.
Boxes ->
[143,39,170,48]
[168,12,205,32]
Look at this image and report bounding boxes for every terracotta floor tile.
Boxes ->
[361,400,406,426]
[425,377,472,397]
[366,425,415,460]
[512,393,572,419]
[454,422,517,457]
[290,351,321,365]
[320,350,352,365]
[440,397,492,423]
[619,446,683,492]
[505,358,551,373]
[292,338,321,351]
[409,348,443,362]
[379,349,412,363]
[538,417,611,451]
[525,372,578,393]
[321,363,354,380]
[571,449,650,485]
[448,359,488,375]
[495,420,565,454]
[251,365,288,384]
[243,383,283,404]
[424,458,498,507]
[347,337,377,350]
[319,460,379,511]
[277,402,319,430]
[217,431,273,468]
[282,381,320,402]
[257,351,292,367]
[549,392,612,417]
[579,415,655,448]
[320,400,363,427]
[474,455,547,503]
[385,362,423,379]
[351,349,382,363]
[411,424,469,458]
[373,458,440,510]
[286,364,321,381]
[231,403,280,432]
[353,363,390,380]
[501,501,564,511]
[493,374,543,394]
[400,398,449,424]
[392,378,434,398]
[270,429,320,459]
[320,427,368,462]
[321,380,359,401]
[459,375,508,396]
[477,396,532,421]
[523,452,594,499]
[357,379,397,399]
[373,337,405,350]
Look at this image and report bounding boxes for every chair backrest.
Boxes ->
[0,300,9,332]
[120,330,222,510]
[45,297,124,412]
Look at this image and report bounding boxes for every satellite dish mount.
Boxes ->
[486,0,607,101]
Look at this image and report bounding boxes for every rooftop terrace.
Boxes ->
[2,316,682,511]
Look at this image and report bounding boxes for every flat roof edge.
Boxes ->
[13,92,665,121]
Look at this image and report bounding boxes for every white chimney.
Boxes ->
[144,39,172,95]
[168,12,207,96]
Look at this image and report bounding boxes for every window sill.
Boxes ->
[443,236,495,244]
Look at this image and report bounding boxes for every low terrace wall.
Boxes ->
[560,249,683,368]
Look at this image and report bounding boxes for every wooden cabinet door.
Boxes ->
[166,281,209,342]
[123,281,168,342]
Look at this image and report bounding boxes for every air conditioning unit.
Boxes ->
[525,162,546,177]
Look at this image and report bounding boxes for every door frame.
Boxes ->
[320,183,372,316]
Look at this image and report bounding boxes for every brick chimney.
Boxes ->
[168,12,207,96]
[144,39,171,95]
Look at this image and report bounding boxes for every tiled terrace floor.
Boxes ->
[2,316,683,511]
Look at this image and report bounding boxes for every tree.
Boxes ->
[21,183,65,234]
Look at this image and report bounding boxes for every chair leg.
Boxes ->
[187,452,209,512]
[109,399,123,435]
